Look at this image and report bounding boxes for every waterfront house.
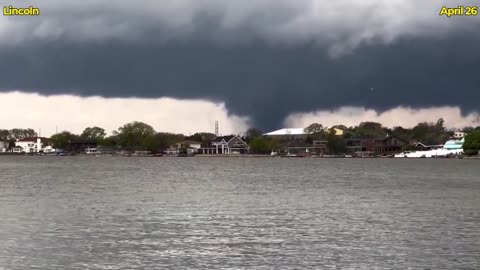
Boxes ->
[345,135,408,156]
[281,140,313,156]
[313,140,328,153]
[176,140,202,150]
[176,140,202,155]
[411,142,443,151]
[201,135,250,154]
[69,139,98,152]
[279,140,328,156]
[395,137,465,158]
[14,137,48,153]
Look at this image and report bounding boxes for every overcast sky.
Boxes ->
[1,0,479,135]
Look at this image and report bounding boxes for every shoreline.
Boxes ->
[1,153,479,159]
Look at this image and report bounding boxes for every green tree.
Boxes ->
[116,121,156,149]
[436,118,446,133]
[49,131,78,149]
[186,132,215,146]
[463,126,475,133]
[304,123,326,134]
[463,130,480,156]
[0,129,9,140]
[245,128,263,143]
[326,128,345,154]
[8,128,37,140]
[140,135,161,152]
[99,134,119,147]
[154,133,185,150]
[355,122,386,138]
[81,127,106,141]
[412,118,451,145]
[249,137,271,154]
[304,123,327,140]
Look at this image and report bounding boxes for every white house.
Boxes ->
[202,135,250,154]
[453,131,465,139]
[14,137,48,153]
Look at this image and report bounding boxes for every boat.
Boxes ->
[395,138,464,158]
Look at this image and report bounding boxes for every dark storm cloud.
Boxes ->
[2,35,479,129]
[0,0,479,128]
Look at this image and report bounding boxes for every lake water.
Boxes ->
[0,157,479,269]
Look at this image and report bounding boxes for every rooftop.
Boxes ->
[264,127,344,136]
[263,128,306,136]
[177,140,201,145]
[213,135,236,143]
[17,137,47,142]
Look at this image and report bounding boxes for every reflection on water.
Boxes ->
[0,157,479,269]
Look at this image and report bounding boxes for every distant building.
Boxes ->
[345,136,408,156]
[263,128,308,139]
[453,131,465,139]
[280,140,328,156]
[14,137,48,153]
[280,140,314,156]
[69,140,98,152]
[313,140,328,153]
[202,135,249,154]
[411,142,443,151]
[263,127,343,139]
[443,138,464,150]
[395,138,465,158]
[161,140,203,156]
[333,128,344,136]
[176,140,202,154]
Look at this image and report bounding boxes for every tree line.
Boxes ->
[48,122,217,152]
[1,122,216,152]
[245,118,480,156]
[0,129,37,140]
[2,118,480,155]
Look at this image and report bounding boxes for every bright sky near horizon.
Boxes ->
[1,92,479,137]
